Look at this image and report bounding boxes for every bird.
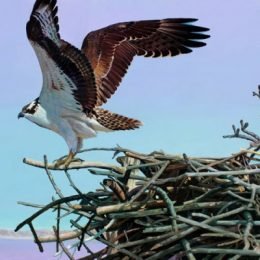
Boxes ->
[18,0,210,167]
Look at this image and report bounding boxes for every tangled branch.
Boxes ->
[16,146,260,259]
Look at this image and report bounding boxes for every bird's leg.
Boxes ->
[54,150,75,168]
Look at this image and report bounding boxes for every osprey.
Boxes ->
[18,0,209,167]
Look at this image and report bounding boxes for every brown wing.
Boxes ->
[27,0,60,45]
[92,108,142,130]
[82,18,210,106]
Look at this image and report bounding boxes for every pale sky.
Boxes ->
[1,0,260,229]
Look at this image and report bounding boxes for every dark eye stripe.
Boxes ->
[23,98,40,114]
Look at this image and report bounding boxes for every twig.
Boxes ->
[29,222,43,252]
[23,158,124,174]
[43,156,66,203]
[16,195,91,232]
[190,248,260,256]
[181,239,196,260]
[153,187,178,232]
[53,226,75,260]
[129,161,170,202]
[155,168,260,184]
[56,205,61,252]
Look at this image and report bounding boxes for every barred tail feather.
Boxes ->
[93,108,142,130]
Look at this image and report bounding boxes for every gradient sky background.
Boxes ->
[1,0,260,233]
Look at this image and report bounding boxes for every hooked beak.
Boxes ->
[18,112,24,119]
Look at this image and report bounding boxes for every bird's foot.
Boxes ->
[54,151,75,168]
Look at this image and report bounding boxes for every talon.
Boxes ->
[71,157,84,163]
[53,155,67,163]
[54,151,75,168]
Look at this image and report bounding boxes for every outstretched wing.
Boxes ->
[82,19,210,106]
[27,0,97,113]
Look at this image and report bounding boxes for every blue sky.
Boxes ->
[1,0,260,229]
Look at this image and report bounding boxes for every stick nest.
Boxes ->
[15,144,260,260]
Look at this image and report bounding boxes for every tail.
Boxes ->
[93,108,143,131]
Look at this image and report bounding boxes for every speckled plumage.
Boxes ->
[91,108,142,131]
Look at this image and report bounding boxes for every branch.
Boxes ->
[23,157,125,174]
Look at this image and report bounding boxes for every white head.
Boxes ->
[18,98,50,128]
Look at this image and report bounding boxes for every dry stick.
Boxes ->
[176,215,241,239]
[78,147,123,154]
[227,190,252,203]
[249,184,257,206]
[96,200,165,215]
[145,239,198,260]
[144,206,246,260]
[153,186,178,232]
[79,146,146,159]
[183,153,199,172]
[39,219,105,243]
[192,212,210,219]
[230,211,255,260]
[15,195,88,232]
[65,170,83,195]
[129,161,170,203]
[70,218,118,250]
[228,176,260,194]
[126,161,166,172]
[181,239,196,260]
[240,122,260,141]
[246,146,260,160]
[64,170,101,223]
[196,151,249,171]
[78,215,96,251]
[190,248,260,257]
[89,168,149,182]
[53,226,75,260]
[143,224,187,234]
[39,230,81,243]
[43,155,65,200]
[43,158,79,222]
[184,186,224,205]
[98,237,142,260]
[217,238,242,247]
[56,204,61,253]
[16,191,107,232]
[28,222,44,252]
[72,221,142,260]
[143,219,260,234]
[124,151,160,163]
[121,206,238,224]
[23,157,125,174]
[110,208,169,219]
[96,201,226,216]
[123,160,164,190]
[115,230,176,250]
[155,168,260,184]
[18,201,96,219]
[223,133,257,143]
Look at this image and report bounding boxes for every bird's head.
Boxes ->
[18,98,45,126]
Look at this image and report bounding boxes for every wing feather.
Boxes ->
[27,0,60,45]
[82,19,210,106]
[27,0,97,113]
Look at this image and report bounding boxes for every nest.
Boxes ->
[15,142,260,260]
[15,117,260,260]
